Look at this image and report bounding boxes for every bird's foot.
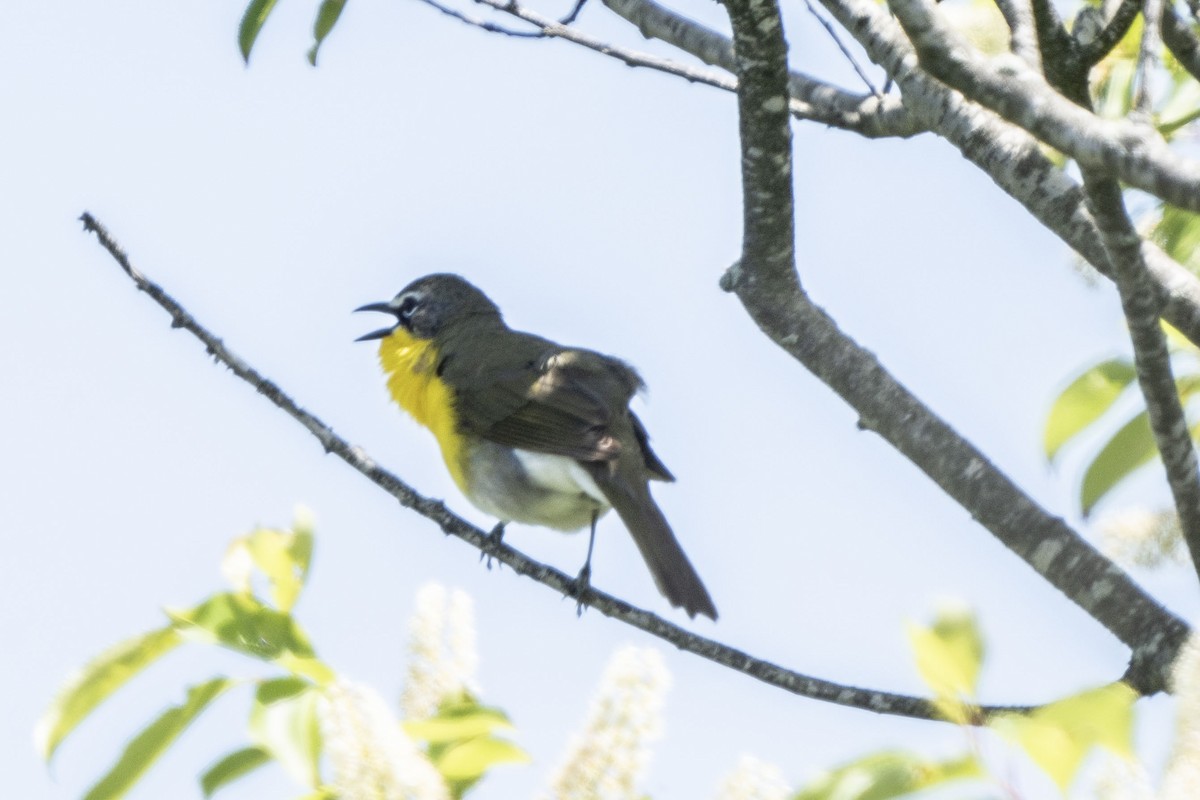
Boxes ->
[481,522,506,569]
[572,563,592,617]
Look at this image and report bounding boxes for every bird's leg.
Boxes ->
[481,521,506,569]
[574,511,598,616]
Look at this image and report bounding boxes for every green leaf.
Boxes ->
[276,654,336,686]
[1159,106,1200,138]
[168,592,317,662]
[239,0,280,63]
[83,677,233,800]
[1151,205,1200,275]
[223,519,314,612]
[36,626,182,761]
[907,606,984,724]
[307,0,347,66]
[404,698,513,743]
[794,752,983,800]
[1080,411,1156,516]
[250,679,323,787]
[1044,359,1137,460]
[990,683,1136,791]
[436,736,530,781]
[201,746,271,798]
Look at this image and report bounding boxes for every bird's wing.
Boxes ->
[446,333,644,465]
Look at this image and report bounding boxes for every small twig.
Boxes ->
[802,0,880,97]
[79,210,1049,723]
[600,0,920,137]
[558,0,588,25]
[418,0,548,37]
[468,0,916,135]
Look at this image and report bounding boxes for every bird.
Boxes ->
[355,273,717,620]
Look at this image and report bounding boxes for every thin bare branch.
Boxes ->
[1084,174,1200,580]
[79,210,1051,723]
[559,0,588,24]
[802,0,881,96]
[418,0,548,37]
[889,0,1200,212]
[600,0,920,137]
[460,0,747,91]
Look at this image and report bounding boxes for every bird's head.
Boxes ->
[355,273,502,342]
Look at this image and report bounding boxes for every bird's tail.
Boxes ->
[595,467,718,620]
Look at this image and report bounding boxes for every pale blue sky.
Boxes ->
[4,1,1195,798]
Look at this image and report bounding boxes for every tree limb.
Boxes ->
[889,0,1200,212]
[812,0,1200,349]
[1162,4,1200,84]
[79,210,1048,723]
[994,0,1042,70]
[583,0,1200,351]
[1084,174,1200,581]
[714,0,1189,691]
[720,0,795,279]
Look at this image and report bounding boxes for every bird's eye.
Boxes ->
[398,296,418,319]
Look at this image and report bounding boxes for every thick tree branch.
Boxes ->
[715,0,1188,691]
[584,0,1200,350]
[79,211,1049,723]
[889,0,1200,212]
[1084,175,1200,580]
[721,0,795,279]
[814,0,1200,349]
[719,264,1190,694]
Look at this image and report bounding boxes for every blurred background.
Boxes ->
[4,1,1193,796]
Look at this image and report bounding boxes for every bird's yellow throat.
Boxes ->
[377,328,468,492]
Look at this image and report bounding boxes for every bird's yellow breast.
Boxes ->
[377,328,468,492]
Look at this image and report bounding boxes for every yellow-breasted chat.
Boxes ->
[356,274,717,620]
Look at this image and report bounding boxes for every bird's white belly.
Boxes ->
[461,441,610,531]
[512,449,607,504]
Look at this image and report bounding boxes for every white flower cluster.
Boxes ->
[318,679,449,800]
[712,755,791,800]
[400,582,480,719]
[1093,632,1200,798]
[541,645,671,800]
[1099,509,1186,569]
[1162,635,1200,799]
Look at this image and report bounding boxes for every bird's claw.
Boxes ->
[481,522,506,570]
[573,563,592,617]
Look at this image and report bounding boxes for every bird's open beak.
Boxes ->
[354,301,399,342]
